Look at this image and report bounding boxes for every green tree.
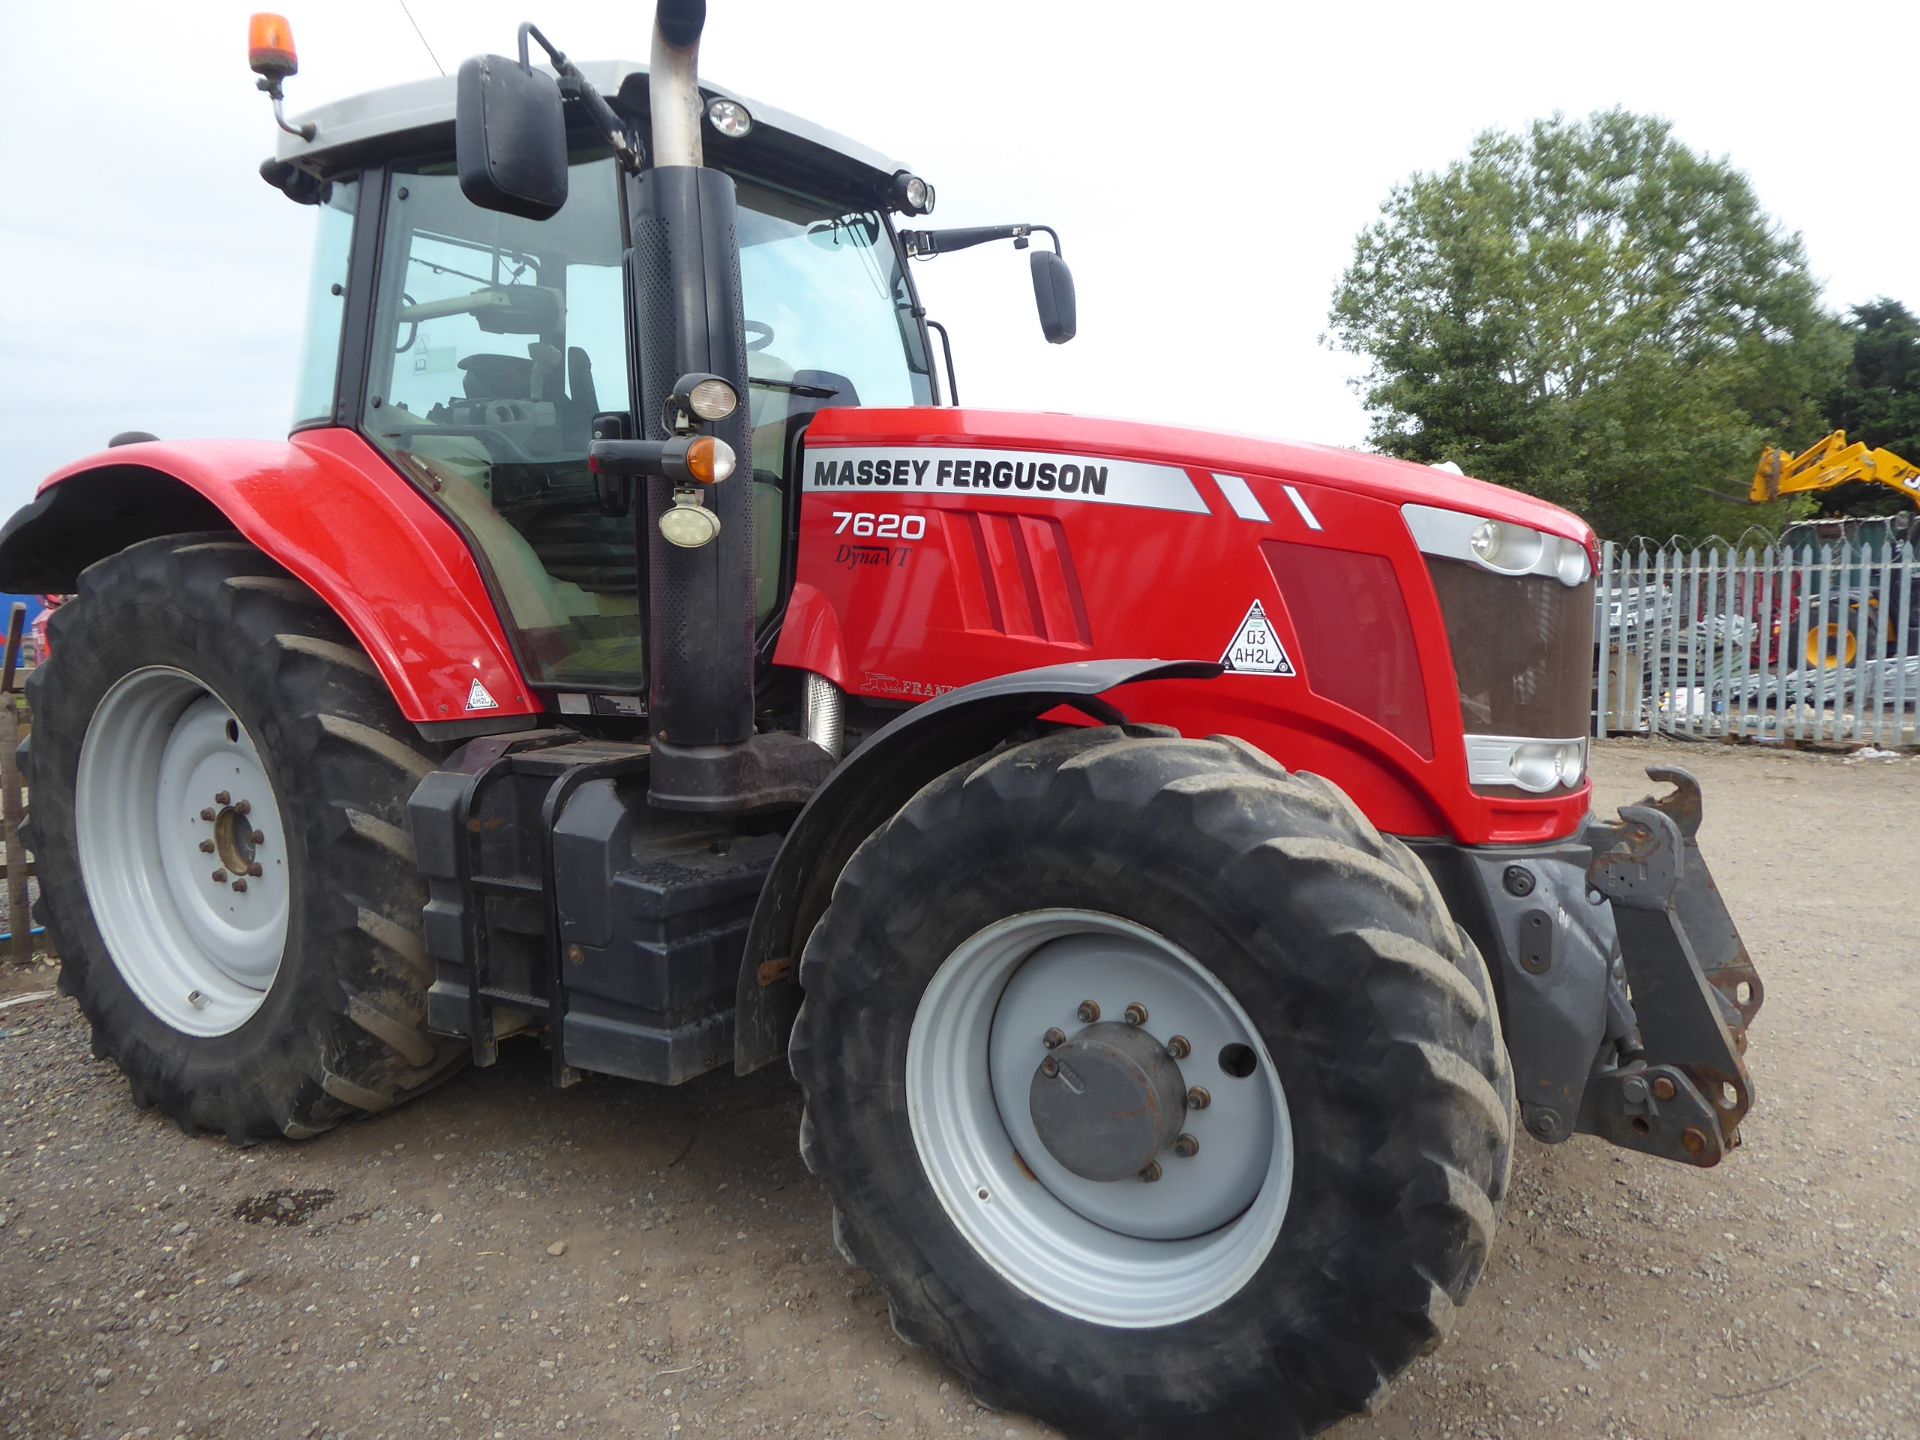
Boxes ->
[1328,109,1845,541]
[1826,297,1920,458]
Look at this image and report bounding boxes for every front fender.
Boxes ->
[0,429,537,725]
[733,657,1219,1073]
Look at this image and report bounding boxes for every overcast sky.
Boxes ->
[1,1,1915,518]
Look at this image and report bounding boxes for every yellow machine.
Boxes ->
[1752,430,1920,509]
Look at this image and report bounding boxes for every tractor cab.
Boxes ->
[278,62,937,694]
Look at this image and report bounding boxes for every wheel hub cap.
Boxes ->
[76,667,290,1037]
[1029,1022,1188,1181]
[906,909,1294,1328]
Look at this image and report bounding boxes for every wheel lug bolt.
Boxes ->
[211,869,227,884]
[247,863,263,878]
[1040,1056,1060,1079]
[199,807,216,822]
[1041,1027,1065,1050]
[1123,1002,1148,1027]
[187,990,207,1009]
[231,879,248,893]
[198,840,215,854]
[1187,1087,1211,1110]
[251,831,265,847]
[1139,1161,1162,1183]
[1076,1000,1100,1024]
[214,791,231,806]
[1166,1035,1190,1059]
[1174,1133,1199,1159]
[236,800,252,816]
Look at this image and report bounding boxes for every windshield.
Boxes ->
[736,181,933,414]
[358,160,929,694]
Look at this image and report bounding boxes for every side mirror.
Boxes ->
[455,55,568,221]
[1030,250,1076,344]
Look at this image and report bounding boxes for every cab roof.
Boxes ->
[275,60,912,201]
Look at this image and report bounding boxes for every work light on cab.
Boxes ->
[661,371,740,429]
[706,97,753,139]
[660,492,723,549]
[890,171,935,215]
[686,377,739,423]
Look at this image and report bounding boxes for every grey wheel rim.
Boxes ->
[75,666,290,1037]
[905,909,1293,1328]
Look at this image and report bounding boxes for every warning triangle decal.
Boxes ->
[465,679,501,711]
[1220,600,1296,677]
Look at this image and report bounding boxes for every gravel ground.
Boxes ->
[1,738,1916,1440]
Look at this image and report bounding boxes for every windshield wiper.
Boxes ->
[409,254,533,288]
[748,378,841,398]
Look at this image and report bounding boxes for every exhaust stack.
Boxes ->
[632,0,833,811]
[649,0,706,167]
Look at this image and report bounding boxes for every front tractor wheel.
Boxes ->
[791,727,1514,1439]
[27,534,463,1141]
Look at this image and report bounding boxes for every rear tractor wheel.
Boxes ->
[791,727,1514,1439]
[26,534,463,1141]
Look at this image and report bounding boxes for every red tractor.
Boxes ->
[0,7,1762,1436]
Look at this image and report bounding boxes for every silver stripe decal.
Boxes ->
[802,446,1208,514]
[1281,485,1323,531]
[1211,473,1269,523]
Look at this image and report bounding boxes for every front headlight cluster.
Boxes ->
[1506,739,1586,792]
[1463,735,1588,793]
[1466,520,1591,586]
[1403,505,1592,588]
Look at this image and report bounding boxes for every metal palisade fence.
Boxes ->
[1594,517,1920,747]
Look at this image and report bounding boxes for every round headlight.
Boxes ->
[1507,743,1561,792]
[1555,537,1592,587]
[688,377,739,422]
[1465,518,1544,574]
[706,98,753,139]
[1554,741,1586,787]
[1469,520,1503,563]
[890,171,935,215]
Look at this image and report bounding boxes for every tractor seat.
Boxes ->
[460,353,535,399]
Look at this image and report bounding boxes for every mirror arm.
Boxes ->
[517,22,641,172]
[902,223,1062,260]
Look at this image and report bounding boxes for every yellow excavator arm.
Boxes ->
[1752,430,1920,508]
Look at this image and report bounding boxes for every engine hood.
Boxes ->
[806,407,1596,549]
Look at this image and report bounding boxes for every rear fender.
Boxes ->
[0,430,538,727]
[733,657,1218,1073]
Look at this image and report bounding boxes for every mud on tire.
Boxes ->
[790,725,1514,1440]
[25,534,464,1141]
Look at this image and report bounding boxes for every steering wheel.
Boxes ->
[396,293,419,354]
[745,319,775,352]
